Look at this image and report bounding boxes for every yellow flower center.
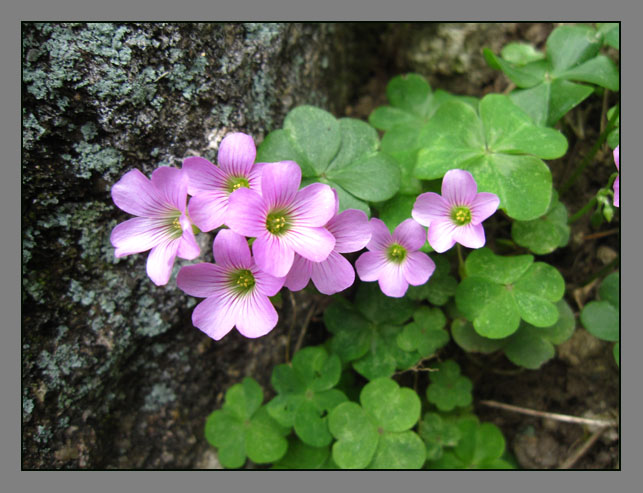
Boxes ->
[266,211,290,235]
[386,243,407,264]
[451,206,472,226]
[230,269,256,294]
[226,176,251,193]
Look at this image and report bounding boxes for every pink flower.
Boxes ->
[412,169,500,253]
[284,192,371,295]
[110,167,200,286]
[613,146,619,208]
[225,160,337,278]
[182,132,265,232]
[355,218,436,298]
[176,229,285,340]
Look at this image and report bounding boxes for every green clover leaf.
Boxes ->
[204,377,288,468]
[397,306,450,358]
[329,378,425,469]
[597,23,619,50]
[581,271,619,343]
[266,346,346,447]
[406,254,458,306]
[418,412,462,461]
[271,437,330,469]
[484,24,619,126]
[456,248,565,338]
[606,105,620,150]
[426,360,473,412]
[256,105,400,215]
[415,95,567,220]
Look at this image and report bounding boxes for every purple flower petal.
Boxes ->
[284,254,312,292]
[111,217,165,257]
[253,233,295,278]
[213,229,252,268]
[187,190,229,232]
[614,146,619,171]
[452,222,486,249]
[260,161,301,209]
[177,221,201,259]
[441,169,478,206]
[393,218,426,251]
[412,192,450,226]
[377,262,408,298]
[146,239,180,286]
[470,192,500,224]
[310,251,355,295]
[177,263,227,298]
[151,166,188,212]
[248,162,267,195]
[182,156,227,196]
[226,188,269,237]
[191,294,236,340]
[355,250,388,282]
[613,146,619,207]
[291,183,336,227]
[217,132,257,176]
[327,209,371,253]
[234,292,279,339]
[111,169,166,217]
[403,251,436,286]
[254,265,286,297]
[427,219,458,253]
[366,218,393,251]
[284,226,336,263]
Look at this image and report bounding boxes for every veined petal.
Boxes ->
[452,223,486,249]
[151,166,188,212]
[191,294,236,341]
[226,188,269,237]
[182,156,228,196]
[248,162,267,195]
[111,216,165,257]
[177,221,201,260]
[234,291,279,339]
[218,132,257,176]
[254,264,286,297]
[403,251,435,286]
[146,239,180,286]
[213,229,252,268]
[284,254,312,292]
[284,226,335,263]
[327,209,371,253]
[427,219,458,253]
[378,262,408,298]
[310,251,355,295]
[412,192,450,227]
[393,218,426,252]
[441,169,478,206]
[111,169,166,217]
[366,218,393,252]
[187,190,229,232]
[177,263,228,298]
[290,183,336,227]
[260,161,301,209]
[253,233,295,278]
[355,250,388,282]
[470,192,500,224]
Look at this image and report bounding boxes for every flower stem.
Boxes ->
[456,244,466,279]
[559,105,619,196]
[568,196,597,224]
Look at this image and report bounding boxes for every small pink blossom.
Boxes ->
[225,160,337,278]
[412,169,499,253]
[613,146,619,207]
[182,132,265,232]
[355,218,435,298]
[176,230,285,340]
[284,192,371,294]
[110,167,200,286]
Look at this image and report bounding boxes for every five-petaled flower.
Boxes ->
[355,218,435,298]
[110,167,200,286]
[613,146,619,208]
[176,229,285,340]
[225,160,337,278]
[284,191,371,295]
[411,169,500,253]
[182,132,265,232]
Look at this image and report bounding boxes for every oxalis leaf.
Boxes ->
[415,95,566,220]
[455,248,565,338]
[581,271,619,343]
[256,105,400,215]
[425,360,473,412]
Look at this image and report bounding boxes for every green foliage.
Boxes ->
[426,360,473,411]
[607,105,620,149]
[484,24,619,126]
[204,377,289,468]
[271,437,330,469]
[256,105,400,215]
[406,254,458,306]
[581,272,619,365]
[418,412,462,461]
[414,95,567,220]
[396,306,450,358]
[456,248,565,339]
